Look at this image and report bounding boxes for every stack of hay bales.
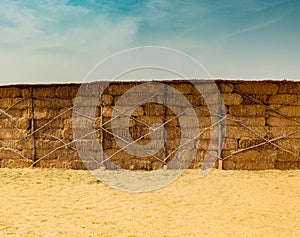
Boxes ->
[0,81,299,170]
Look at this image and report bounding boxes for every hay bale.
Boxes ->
[226,115,265,126]
[269,127,300,139]
[275,149,300,162]
[0,98,29,109]
[226,126,267,139]
[34,87,57,98]
[36,160,72,169]
[235,161,275,170]
[0,87,22,98]
[135,116,163,126]
[0,118,30,129]
[35,140,62,150]
[226,150,260,162]
[222,160,236,170]
[223,138,238,150]
[218,83,234,93]
[267,117,300,126]
[193,83,220,95]
[144,103,164,116]
[235,82,278,95]
[238,137,263,149]
[62,128,73,140]
[222,93,243,105]
[268,94,300,105]
[34,108,60,120]
[55,86,78,98]
[71,160,87,170]
[229,105,265,117]
[269,105,300,118]
[0,129,29,140]
[0,159,32,168]
[168,83,193,95]
[185,95,205,106]
[0,149,31,160]
[7,109,31,119]
[275,161,300,169]
[100,94,113,105]
[108,83,135,96]
[152,161,164,170]
[102,106,113,117]
[35,119,65,129]
[278,82,300,94]
[241,94,269,105]
[10,140,33,150]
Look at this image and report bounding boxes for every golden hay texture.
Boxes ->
[1,81,300,170]
[0,168,299,236]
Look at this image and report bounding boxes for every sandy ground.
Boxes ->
[0,168,299,237]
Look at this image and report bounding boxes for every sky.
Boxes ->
[0,0,299,85]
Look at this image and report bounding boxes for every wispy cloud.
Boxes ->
[0,0,299,84]
[0,0,140,54]
[225,17,282,40]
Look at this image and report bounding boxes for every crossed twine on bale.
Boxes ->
[0,81,300,170]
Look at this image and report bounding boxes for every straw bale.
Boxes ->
[222,160,236,170]
[108,83,135,96]
[100,94,113,105]
[5,109,30,119]
[185,94,205,106]
[104,148,135,161]
[135,116,163,126]
[34,87,57,98]
[266,117,300,126]
[218,83,234,93]
[269,105,300,118]
[35,160,72,169]
[222,93,243,105]
[0,159,32,168]
[165,115,179,127]
[268,94,300,105]
[102,106,113,117]
[235,161,275,170]
[269,127,300,138]
[0,87,22,98]
[226,149,260,162]
[241,94,269,105]
[34,108,60,120]
[35,128,63,140]
[35,140,62,150]
[275,161,300,169]
[278,82,300,94]
[238,137,264,149]
[168,83,193,95]
[229,105,265,117]
[226,126,267,139]
[145,103,164,116]
[0,149,31,160]
[0,129,29,140]
[223,138,238,150]
[0,98,29,109]
[226,115,265,126]
[55,86,78,98]
[62,128,74,140]
[71,160,87,170]
[152,161,164,170]
[193,83,220,95]
[276,149,300,162]
[235,82,278,95]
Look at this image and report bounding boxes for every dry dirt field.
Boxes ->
[0,168,299,236]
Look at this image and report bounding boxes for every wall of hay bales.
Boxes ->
[0,80,300,170]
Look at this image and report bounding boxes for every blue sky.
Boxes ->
[0,0,299,84]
